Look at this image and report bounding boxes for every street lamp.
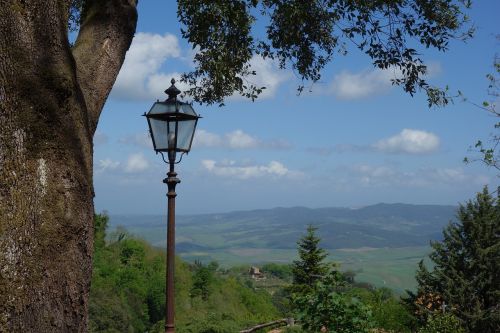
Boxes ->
[144,78,200,333]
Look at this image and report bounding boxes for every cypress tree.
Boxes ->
[291,224,329,295]
[412,187,500,333]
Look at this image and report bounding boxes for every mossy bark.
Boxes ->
[0,0,137,331]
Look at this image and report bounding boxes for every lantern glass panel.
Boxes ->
[176,119,197,151]
[149,118,171,151]
[179,103,197,116]
[168,121,177,148]
[148,102,177,114]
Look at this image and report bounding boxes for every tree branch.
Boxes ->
[72,0,137,132]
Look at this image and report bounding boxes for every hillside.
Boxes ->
[91,214,417,333]
[109,203,456,250]
[90,214,280,333]
[108,203,456,292]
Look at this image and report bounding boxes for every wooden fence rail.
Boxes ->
[239,318,294,333]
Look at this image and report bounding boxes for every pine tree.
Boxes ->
[191,261,215,301]
[291,224,329,295]
[411,187,500,333]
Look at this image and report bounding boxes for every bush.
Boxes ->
[89,214,280,332]
[418,313,466,333]
[294,270,373,333]
[262,263,293,281]
[347,287,415,332]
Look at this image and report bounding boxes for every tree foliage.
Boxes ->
[191,260,216,301]
[289,225,375,332]
[177,0,473,106]
[409,187,500,333]
[89,214,280,332]
[262,262,293,281]
[417,313,466,333]
[90,216,425,332]
[464,42,500,172]
[347,287,416,332]
[294,270,373,333]
[291,224,329,295]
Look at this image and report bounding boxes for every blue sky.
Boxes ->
[93,1,499,215]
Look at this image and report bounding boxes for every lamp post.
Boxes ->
[144,79,200,333]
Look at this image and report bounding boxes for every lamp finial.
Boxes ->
[165,78,181,101]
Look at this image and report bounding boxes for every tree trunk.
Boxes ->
[0,1,137,331]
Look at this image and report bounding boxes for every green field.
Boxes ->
[179,246,431,294]
[112,224,431,293]
[109,221,432,293]
[109,205,447,294]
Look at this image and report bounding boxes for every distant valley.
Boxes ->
[109,203,456,250]
[109,203,456,292]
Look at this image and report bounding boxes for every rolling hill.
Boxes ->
[108,203,456,292]
[109,203,456,250]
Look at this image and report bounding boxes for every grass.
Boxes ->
[179,246,430,293]
[109,222,432,293]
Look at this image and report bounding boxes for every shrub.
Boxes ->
[294,270,373,333]
[418,313,466,333]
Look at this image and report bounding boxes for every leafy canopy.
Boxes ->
[294,269,373,333]
[418,313,466,333]
[89,214,280,332]
[177,0,473,106]
[69,0,473,106]
[464,45,500,172]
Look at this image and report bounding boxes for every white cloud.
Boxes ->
[307,144,370,155]
[346,164,488,188]
[350,164,403,186]
[146,71,191,98]
[226,130,259,149]
[94,131,108,145]
[97,158,120,172]
[110,33,288,101]
[124,153,150,173]
[193,129,291,150]
[201,160,301,179]
[227,55,289,101]
[425,62,442,77]
[194,129,224,147]
[325,62,442,100]
[111,33,181,101]
[307,129,439,155]
[119,133,152,148]
[330,69,395,99]
[244,56,289,99]
[373,129,440,154]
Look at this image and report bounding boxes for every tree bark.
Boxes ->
[0,1,137,331]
